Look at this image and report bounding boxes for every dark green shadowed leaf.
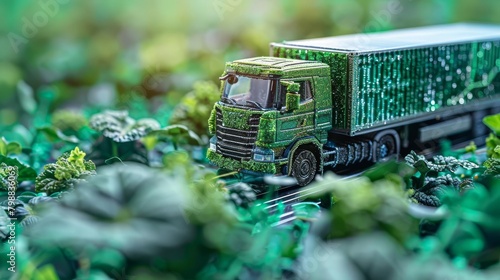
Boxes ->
[0,155,37,182]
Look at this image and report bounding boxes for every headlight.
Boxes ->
[209,137,217,151]
[253,148,274,162]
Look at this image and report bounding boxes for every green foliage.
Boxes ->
[51,110,88,133]
[35,147,96,195]
[306,168,417,243]
[225,182,257,209]
[484,114,500,158]
[169,81,221,138]
[28,163,236,278]
[0,137,21,156]
[484,146,500,177]
[0,155,37,185]
[0,209,10,242]
[148,124,202,150]
[89,110,160,142]
[405,151,479,207]
[486,133,500,158]
[0,1,497,278]
[405,151,479,177]
[405,151,479,206]
[483,113,500,135]
[37,126,79,144]
[432,178,500,268]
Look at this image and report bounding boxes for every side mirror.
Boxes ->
[282,81,301,112]
[286,92,300,111]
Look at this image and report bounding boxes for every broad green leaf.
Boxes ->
[6,142,22,155]
[17,191,38,203]
[483,113,500,135]
[0,137,22,156]
[37,126,79,144]
[149,124,202,146]
[0,138,6,156]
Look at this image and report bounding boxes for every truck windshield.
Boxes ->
[222,75,276,109]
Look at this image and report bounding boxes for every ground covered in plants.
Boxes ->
[0,82,499,279]
[1,1,500,279]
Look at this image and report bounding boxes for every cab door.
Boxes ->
[276,78,316,144]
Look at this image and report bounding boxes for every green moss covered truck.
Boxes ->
[207,23,500,186]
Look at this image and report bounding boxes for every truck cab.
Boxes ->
[207,57,331,185]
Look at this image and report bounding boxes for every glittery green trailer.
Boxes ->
[271,23,500,136]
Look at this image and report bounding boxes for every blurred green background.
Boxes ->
[0,0,499,129]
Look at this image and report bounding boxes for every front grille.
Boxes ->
[216,108,260,160]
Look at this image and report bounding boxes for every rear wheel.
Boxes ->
[376,134,397,161]
[291,149,317,186]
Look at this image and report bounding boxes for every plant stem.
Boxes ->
[112,141,119,158]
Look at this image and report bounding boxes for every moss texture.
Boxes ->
[208,105,217,135]
[285,93,300,111]
[256,111,277,146]
[214,103,263,130]
[207,149,276,174]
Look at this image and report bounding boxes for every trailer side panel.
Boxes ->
[350,41,500,133]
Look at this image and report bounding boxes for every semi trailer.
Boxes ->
[207,23,500,186]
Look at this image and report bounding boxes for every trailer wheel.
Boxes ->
[376,134,397,161]
[291,149,317,186]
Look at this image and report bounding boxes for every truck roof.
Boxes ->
[275,23,500,54]
[227,57,329,76]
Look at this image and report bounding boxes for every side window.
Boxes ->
[279,80,313,108]
[300,81,312,102]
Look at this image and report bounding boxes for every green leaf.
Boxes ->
[0,137,22,156]
[149,124,202,146]
[6,142,22,155]
[0,139,6,156]
[89,110,161,142]
[90,248,126,271]
[17,191,38,203]
[17,80,37,115]
[37,126,79,144]
[12,124,33,146]
[363,160,415,182]
[483,113,500,135]
[0,155,37,182]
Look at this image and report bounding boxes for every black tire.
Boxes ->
[376,134,396,161]
[291,149,317,186]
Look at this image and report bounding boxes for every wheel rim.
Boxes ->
[292,150,317,186]
[299,160,313,179]
[377,135,395,160]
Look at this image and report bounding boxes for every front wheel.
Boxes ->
[291,150,317,186]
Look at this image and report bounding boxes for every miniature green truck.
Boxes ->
[208,23,500,186]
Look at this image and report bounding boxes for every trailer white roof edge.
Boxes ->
[273,23,500,54]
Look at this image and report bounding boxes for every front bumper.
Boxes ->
[207,149,277,175]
